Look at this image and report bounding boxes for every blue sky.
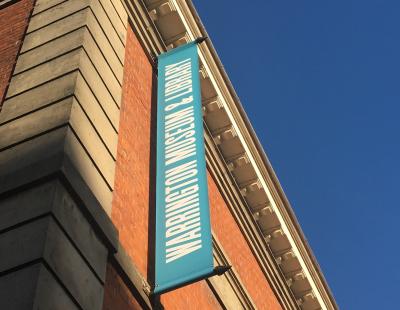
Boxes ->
[193,0,400,308]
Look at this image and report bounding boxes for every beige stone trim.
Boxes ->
[1,0,128,215]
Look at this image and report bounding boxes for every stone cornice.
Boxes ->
[124,0,337,308]
[204,127,298,309]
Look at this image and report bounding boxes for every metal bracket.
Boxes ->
[213,265,232,276]
[195,36,208,45]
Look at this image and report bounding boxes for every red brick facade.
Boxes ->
[103,264,143,310]
[104,24,282,309]
[0,0,33,106]
[111,25,153,278]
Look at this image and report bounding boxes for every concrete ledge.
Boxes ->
[0,166,119,309]
[0,150,154,309]
[0,180,109,282]
[0,133,155,309]
[0,152,118,253]
[0,215,103,310]
[0,263,79,310]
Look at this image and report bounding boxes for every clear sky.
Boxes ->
[192,0,400,308]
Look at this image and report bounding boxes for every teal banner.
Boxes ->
[154,42,214,294]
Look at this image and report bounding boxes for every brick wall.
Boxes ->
[111,24,153,278]
[103,263,143,310]
[103,24,153,310]
[0,0,33,106]
[161,281,223,310]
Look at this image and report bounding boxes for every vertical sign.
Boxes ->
[154,42,214,294]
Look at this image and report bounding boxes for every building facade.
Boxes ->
[0,0,337,309]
